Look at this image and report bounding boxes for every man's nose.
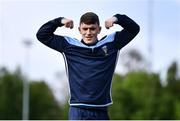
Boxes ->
[87,29,91,34]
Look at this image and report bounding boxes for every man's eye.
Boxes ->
[83,28,88,31]
[90,28,96,31]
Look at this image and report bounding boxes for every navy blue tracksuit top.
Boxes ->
[36,14,140,108]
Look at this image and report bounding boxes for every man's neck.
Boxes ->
[81,40,98,46]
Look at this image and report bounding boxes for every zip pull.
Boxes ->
[92,48,94,53]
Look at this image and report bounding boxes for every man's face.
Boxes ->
[79,23,101,45]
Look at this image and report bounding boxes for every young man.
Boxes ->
[36,12,140,120]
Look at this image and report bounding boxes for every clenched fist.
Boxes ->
[61,18,74,29]
[105,16,118,29]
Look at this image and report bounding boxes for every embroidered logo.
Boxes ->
[102,45,108,56]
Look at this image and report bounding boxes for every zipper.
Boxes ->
[92,48,94,53]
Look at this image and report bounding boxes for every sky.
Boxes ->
[0,0,180,102]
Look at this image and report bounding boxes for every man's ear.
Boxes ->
[78,27,81,33]
[98,26,102,34]
[78,27,80,31]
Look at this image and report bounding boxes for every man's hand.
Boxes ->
[105,16,118,29]
[61,18,74,29]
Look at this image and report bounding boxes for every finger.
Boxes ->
[70,22,74,29]
[65,23,70,28]
[65,22,72,28]
[105,24,109,29]
[65,21,73,29]
[105,22,112,29]
[105,21,109,29]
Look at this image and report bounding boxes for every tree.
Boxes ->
[167,62,178,85]
[0,67,23,119]
[109,74,136,119]
[161,61,180,119]
[0,67,64,119]
[121,49,148,72]
[109,87,136,119]
[109,71,162,119]
[29,81,63,119]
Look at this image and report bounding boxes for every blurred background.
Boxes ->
[0,0,180,119]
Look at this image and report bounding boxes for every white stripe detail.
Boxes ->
[109,50,120,104]
[62,53,68,77]
[64,32,116,48]
[62,53,71,104]
[70,102,113,107]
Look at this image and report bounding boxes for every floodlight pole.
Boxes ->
[148,0,154,72]
[22,39,32,120]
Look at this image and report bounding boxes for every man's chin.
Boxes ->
[84,39,94,44]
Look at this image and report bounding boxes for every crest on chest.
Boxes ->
[102,45,108,56]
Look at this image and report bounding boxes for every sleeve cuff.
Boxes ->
[113,14,122,24]
[54,17,65,27]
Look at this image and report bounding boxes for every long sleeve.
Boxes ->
[113,14,140,50]
[36,17,67,52]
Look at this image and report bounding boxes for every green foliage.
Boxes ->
[0,60,180,120]
[29,81,62,119]
[0,67,64,120]
[109,74,136,119]
[155,89,175,119]
[175,100,180,119]
[109,72,162,119]
[109,61,180,120]
[0,67,23,119]
[61,101,69,120]
[167,62,178,84]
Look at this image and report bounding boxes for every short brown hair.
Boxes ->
[80,12,100,25]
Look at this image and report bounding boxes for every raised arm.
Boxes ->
[105,14,140,49]
[36,17,74,52]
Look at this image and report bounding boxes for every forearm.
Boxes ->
[36,17,68,52]
[36,17,64,44]
[112,14,140,49]
[114,14,140,36]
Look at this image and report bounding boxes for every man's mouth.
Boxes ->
[85,37,93,39]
